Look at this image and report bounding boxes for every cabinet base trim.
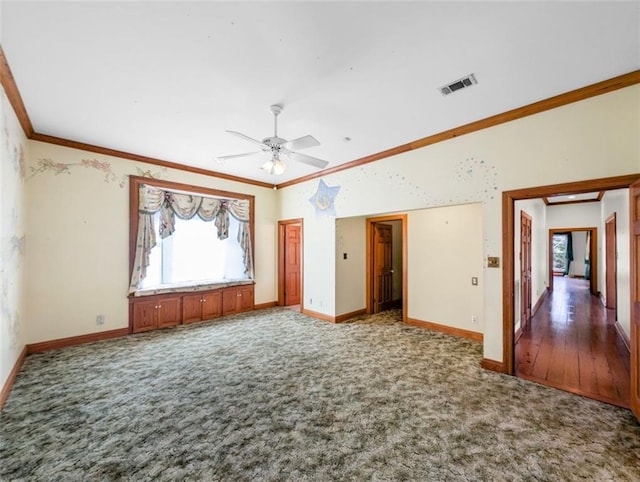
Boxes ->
[254,301,277,310]
[27,328,130,354]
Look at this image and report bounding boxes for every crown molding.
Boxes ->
[278,70,640,188]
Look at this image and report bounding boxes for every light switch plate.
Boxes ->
[487,257,500,268]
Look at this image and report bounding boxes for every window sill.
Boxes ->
[132,279,254,297]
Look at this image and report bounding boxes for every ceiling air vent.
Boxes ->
[439,73,477,96]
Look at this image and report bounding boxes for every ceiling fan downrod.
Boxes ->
[271,104,282,139]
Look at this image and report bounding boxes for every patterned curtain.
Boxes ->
[129,184,253,293]
[128,185,165,292]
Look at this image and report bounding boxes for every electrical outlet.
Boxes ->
[471,315,478,324]
[309,298,313,305]
[96,314,105,325]
[471,277,478,286]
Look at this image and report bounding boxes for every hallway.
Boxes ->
[515,277,630,408]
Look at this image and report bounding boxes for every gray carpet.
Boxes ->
[1,308,639,481]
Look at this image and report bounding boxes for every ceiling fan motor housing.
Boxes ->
[263,136,287,147]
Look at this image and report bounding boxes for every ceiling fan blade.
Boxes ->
[282,134,320,151]
[288,151,329,169]
[217,151,264,161]
[226,130,267,147]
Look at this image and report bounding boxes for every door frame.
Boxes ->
[502,174,640,375]
[366,214,408,320]
[605,213,617,314]
[278,218,303,309]
[548,227,598,296]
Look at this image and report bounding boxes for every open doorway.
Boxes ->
[548,228,598,295]
[366,214,407,318]
[504,175,640,410]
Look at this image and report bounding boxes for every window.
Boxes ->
[129,177,254,293]
[552,234,568,272]
[140,212,248,289]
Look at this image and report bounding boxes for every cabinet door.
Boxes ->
[132,299,158,333]
[238,286,254,312]
[202,292,222,320]
[183,294,204,324]
[157,297,182,328]
[222,288,239,315]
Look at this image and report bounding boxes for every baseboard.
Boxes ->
[302,308,335,323]
[26,328,130,354]
[405,318,483,342]
[481,358,507,373]
[301,308,366,323]
[335,309,366,323]
[0,346,27,411]
[614,321,631,354]
[532,289,548,317]
[253,301,277,310]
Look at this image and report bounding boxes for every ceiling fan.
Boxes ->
[217,104,329,176]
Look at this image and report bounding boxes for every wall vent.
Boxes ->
[439,73,477,96]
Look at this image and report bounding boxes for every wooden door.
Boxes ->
[278,220,303,308]
[373,223,393,313]
[629,181,640,421]
[520,212,532,331]
[284,224,301,306]
[605,214,617,315]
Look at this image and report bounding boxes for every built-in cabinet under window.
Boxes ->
[129,284,254,333]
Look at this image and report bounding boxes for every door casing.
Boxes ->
[278,218,303,309]
[502,174,640,377]
[605,213,617,315]
[366,214,408,319]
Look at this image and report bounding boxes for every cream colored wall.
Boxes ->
[335,217,366,315]
[279,85,639,362]
[513,198,547,333]
[601,189,630,338]
[1,86,27,391]
[407,203,484,333]
[25,141,278,344]
[546,203,602,228]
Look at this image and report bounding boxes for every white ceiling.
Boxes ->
[2,1,639,185]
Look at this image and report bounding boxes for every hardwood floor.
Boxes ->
[515,276,631,408]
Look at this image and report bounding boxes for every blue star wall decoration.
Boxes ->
[309,179,340,217]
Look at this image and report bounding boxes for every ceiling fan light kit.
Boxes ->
[261,157,287,176]
[218,104,329,176]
